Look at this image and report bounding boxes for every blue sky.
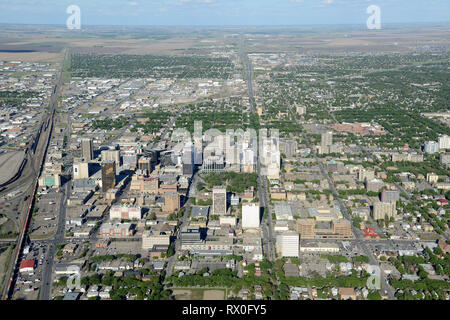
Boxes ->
[0,0,448,26]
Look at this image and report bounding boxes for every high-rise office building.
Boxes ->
[182,143,194,176]
[101,161,116,192]
[424,141,439,154]
[138,157,153,176]
[280,139,297,158]
[438,135,450,150]
[164,192,180,213]
[332,219,353,238]
[372,202,397,220]
[381,190,400,203]
[241,148,256,173]
[321,131,333,150]
[260,134,280,180]
[242,203,260,229]
[81,138,94,161]
[142,149,159,164]
[194,135,203,166]
[101,149,121,166]
[73,161,90,180]
[212,186,227,216]
[122,152,138,169]
[296,219,316,239]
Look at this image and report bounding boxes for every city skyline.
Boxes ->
[0,1,449,305]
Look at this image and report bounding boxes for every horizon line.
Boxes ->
[1,21,450,28]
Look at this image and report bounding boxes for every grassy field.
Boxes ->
[418,233,442,241]
[30,231,56,241]
[0,245,14,291]
[0,216,18,239]
[62,52,72,83]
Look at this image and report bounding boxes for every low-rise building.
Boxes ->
[110,205,142,220]
[98,223,134,238]
[274,202,294,220]
[338,287,357,300]
[142,231,171,250]
[276,231,299,257]
[19,260,35,273]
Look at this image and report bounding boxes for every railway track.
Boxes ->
[2,50,66,300]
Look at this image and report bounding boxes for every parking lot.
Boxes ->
[191,260,229,273]
[92,240,144,257]
[13,242,50,300]
[29,192,61,240]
